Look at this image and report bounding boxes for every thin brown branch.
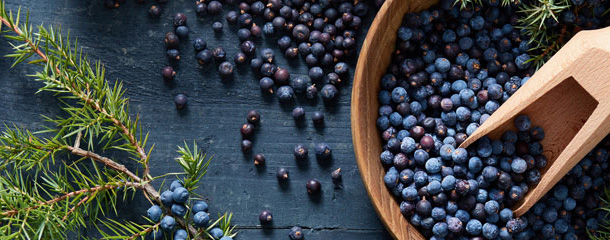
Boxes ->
[62,195,89,221]
[128,223,160,240]
[66,146,142,183]
[2,182,141,217]
[65,146,200,238]
[0,18,47,62]
[538,25,568,60]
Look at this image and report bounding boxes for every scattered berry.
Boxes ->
[294,144,308,160]
[331,168,342,183]
[288,226,304,240]
[259,210,273,225]
[218,61,234,78]
[162,66,176,81]
[306,179,321,194]
[241,139,253,152]
[315,143,332,160]
[173,13,187,26]
[277,167,289,181]
[247,110,260,124]
[148,5,162,18]
[240,123,255,139]
[175,26,189,39]
[165,32,180,49]
[174,94,187,109]
[207,1,222,15]
[292,107,305,120]
[254,153,266,166]
[312,111,324,125]
[212,21,223,33]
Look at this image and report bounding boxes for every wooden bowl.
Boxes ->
[351,0,438,239]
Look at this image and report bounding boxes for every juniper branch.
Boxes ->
[0,2,150,181]
[0,2,232,239]
[1,181,144,217]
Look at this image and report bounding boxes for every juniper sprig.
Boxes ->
[0,1,236,239]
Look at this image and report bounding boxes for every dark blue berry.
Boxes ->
[147,205,162,222]
[288,226,304,240]
[277,86,294,102]
[306,179,321,194]
[174,94,187,109]
[312,111,324,125]
[315,143,331,160]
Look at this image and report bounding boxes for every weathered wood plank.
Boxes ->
[0,0,390,238]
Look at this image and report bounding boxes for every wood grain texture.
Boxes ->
[351,0,437,239]
[459,27,610,216]
[0,0,390,239]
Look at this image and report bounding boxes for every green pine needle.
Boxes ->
[0,1,236,239]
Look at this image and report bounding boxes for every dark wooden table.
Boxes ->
[0,0,392,239]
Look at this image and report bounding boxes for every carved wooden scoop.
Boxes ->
[458,27,610,216]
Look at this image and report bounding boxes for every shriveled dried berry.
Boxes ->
[148,5,162,18]
[331,168,342,183]
[294,144,308,160]
[173,13,187,26]
[212,47,226,62]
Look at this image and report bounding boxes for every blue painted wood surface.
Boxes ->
[0,0,392,239]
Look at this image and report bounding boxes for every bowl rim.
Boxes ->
[350,0,438,239]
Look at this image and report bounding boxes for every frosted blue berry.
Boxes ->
[465,219,482,235]
[432,222,448,237]
[511,157,527,174]
[515,53,531,69]
[209,227,224,239]
[425,158,442,174]
[147,229,164,240]
[192,201,209,213]
[147,205,162,222]
[172,187,189,203]
[514,115,531,131]
[169,180,183,191]
[160,216,176,232]
[171,204,187,218]
[160,190,174,206]
[174,229,188,240]
[434,58,450,73]
[482,223,499,239]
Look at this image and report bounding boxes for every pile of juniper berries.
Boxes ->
[377,0,610,239]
